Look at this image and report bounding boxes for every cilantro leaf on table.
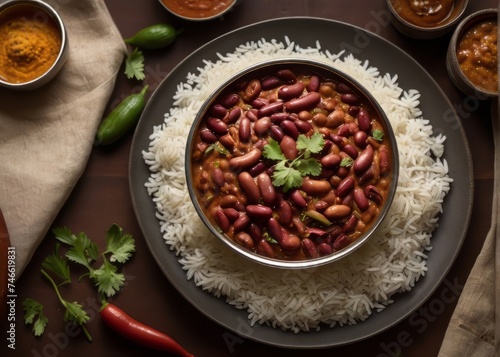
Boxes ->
[22,298,48,336]
[263,132,325,192]
[93,255,125,297]
[103,224,136,264]
[41,244,71,285]
[124,48,145,81]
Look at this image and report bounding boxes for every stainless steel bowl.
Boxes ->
[185,58,399,269]
[0,0,68,91]
[158,0,237,22]
[386,0,469,39]
[446,8,498,99]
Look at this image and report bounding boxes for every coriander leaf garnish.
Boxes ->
[93,255,125,297]
[372,129,384,141]
[263,132,325,192]
[22,298,48,337]
[41,244,71,285]
[124,48,145,81]
[340,157,353,168]
[103,224,136,264]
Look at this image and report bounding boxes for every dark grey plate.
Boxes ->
[129,17,473,348]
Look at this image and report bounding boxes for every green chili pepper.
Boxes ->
[124,24,179,50]
[95,85,148,146]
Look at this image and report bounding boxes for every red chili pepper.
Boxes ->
[100,302,194,357]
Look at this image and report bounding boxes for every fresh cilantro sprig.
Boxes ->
[23,224,136,339]
[263,132,325,192]
[124,47,145,81]
[22,298,48,337]
[53,224,135,297]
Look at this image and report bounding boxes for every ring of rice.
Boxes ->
[142,36,452,333]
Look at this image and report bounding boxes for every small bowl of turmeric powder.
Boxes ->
[0,0,68,91]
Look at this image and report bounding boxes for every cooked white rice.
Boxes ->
[143,37,452,333]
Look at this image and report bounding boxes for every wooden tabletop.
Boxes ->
[4,0,497,356]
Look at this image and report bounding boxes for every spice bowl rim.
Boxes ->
[0,0,69,91]
[386,0,469,39]
[158,0,238,22]
[446,8,499,99]
[185,57,400,270]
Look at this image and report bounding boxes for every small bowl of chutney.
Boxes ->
[446,8,498,99]
[387,0,469,39]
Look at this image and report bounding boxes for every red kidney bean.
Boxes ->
[233,213,251,233]
[357,108,371,132]
[252,98,269,109]
[277,200,293,226]
[365,185,383,205]
[353,145,374,175]
[238,172,261,204]
[218,134,235,150]
[222,208,240,222]
[280,135,298,160]
[353,130,368,148]
[379,145,390,173]
[312,112,328,127]
[336,177,354,197]
[301,238,319,258]
[294,119,313,134]
[333,233,350,251]
[229,148,262,169]
[285,92,321,113]
[211,167,225,187]
[235,232,254,249]
[258,101,284,117]
[225,107,242,124]
[257,173,276,206]
[280,119,299,140]
[307,75,320,92]
[242,79,261,102]
[298,110,313,121]
[337,124,350,138]
[278,82,305,101]
[253,139,268,151]
[326,109,345,128]
[256,239,275,258]
[341,192,353,207]
[246,109,259,122]
[358,165,375,185]
[324,204,351,220]
[199,129,218,144]
[280,229,301,251]
[267,218,283,242]
[290,189,307,208]
[248,223,262,243]
[221,93,240,108]
[353,188,369,212]
[342,144,359,159]
[239,117,251,142]
[215,209,230,232]
[330,134,348,147]
[246,204,273,221]
[210,104,227,118]
[206,117,228,135]
[348,105,360,117]
[270,125,285,142]
[321,153,341,168]
[318,243,333,256]
[254,117,272,136]
[341,93,361,106]
[270,112,289,124]
[314,200,329,212]
[275,69,296,83]
[336,82,352,94]
[307,227,329,240]
[261,76,283,90]
[248,162,267,177]
[300,179,332,196]
[220,194,238,208]
[292,216,307,235]
[342,214,358,232]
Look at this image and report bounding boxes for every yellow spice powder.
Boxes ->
[0,11,61,84]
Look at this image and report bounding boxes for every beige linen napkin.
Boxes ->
[0,0,126,277]
[438,101,499,356]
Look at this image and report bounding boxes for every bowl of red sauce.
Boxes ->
[387,0,469,39]
[185,58,399,269]
[446,8,498,99]
[0,0,68,91]
[158,0,237,21]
